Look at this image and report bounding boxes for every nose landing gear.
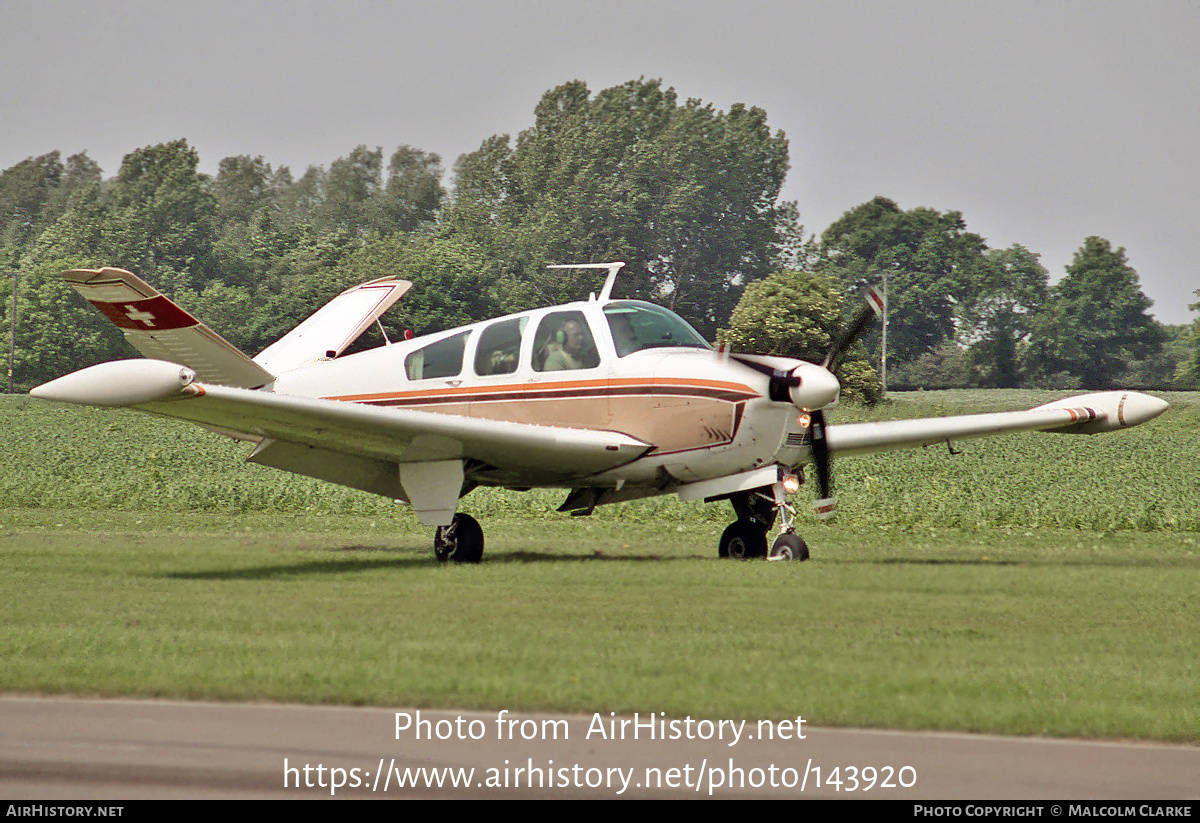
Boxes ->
[718,477,810,562]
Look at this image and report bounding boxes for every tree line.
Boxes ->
[2,78,1196,394]
[722,197,1197,401]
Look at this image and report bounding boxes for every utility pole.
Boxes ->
[7,268,16,394]
[880,271,888,395]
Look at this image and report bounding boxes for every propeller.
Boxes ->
[822,287,885,375]
[806,286,885,520]
[723,286,882,519]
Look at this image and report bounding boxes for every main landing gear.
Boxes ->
[434,513,484,563]
[718,483,810,562]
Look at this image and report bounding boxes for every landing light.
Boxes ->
[797,412,811,428]
[782,474,801,495]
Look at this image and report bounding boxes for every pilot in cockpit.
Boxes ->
[543,319,590,370]
[607,313,639,357]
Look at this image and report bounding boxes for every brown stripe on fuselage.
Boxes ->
[328,377,757,405]
[326,378,759,455]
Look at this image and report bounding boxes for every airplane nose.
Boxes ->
[789,364,841,410]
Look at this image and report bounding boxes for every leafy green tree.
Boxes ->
[0,152,63,253]
[9,257,126,389]
[173,281,258,352]
[1174,291,1200,387]
[27,140,217,296]
[719,269,881,404]
[376,146,445,235]
[1117,323,1190,389]
[244,225,363,352]
[818,196,988,363]
[1,152,101,269]
[318,145,383,235]
[109,140,217,286]
[962,244,1048,387]
[48,153,104,217]
[278,145,445,239]
[449,79,794,336]
[274,165,322,229]
[891,340,971,389]
[450,135,513,237]
[212,155,276,228]
[1025,237,1164,389]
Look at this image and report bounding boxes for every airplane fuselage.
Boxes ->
[272,298,819,492]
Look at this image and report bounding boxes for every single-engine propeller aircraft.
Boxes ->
[32,263,1168,562]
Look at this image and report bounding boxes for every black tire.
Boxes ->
[718,521,768,559]
[770,532,809,561]
[434,513,484,563]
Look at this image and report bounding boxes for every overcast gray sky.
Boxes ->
[2,0,1197,323]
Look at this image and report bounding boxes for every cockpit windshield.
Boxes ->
[602,301,712,357]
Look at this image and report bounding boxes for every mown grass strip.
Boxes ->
[1,511,1196,741]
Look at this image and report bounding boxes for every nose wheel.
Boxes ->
[768,531,809,561]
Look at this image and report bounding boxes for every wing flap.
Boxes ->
[248,439,407,499]
[62,268,274,389]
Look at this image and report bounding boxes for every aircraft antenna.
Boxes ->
[547,262,626,302]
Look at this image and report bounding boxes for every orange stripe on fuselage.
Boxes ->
[322,377,760,454]
[325,376,759,405]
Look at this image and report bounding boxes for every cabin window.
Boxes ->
[603,302,711,357]
[532,311,600,372]
[473,317,527,376]
[405,331,468,380]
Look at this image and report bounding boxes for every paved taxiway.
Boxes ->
[1,696,1196,799]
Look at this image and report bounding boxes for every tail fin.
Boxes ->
[63,268,275,389]
[252,276,411,374]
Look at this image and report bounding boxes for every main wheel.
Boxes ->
[730,489,778,532]
[434,513,484,563]
[769,532,809,561]
[718,521,768,559]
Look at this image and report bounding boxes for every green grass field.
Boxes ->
[1,390,1197,741]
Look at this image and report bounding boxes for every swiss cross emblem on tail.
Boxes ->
[123,304,157,327]
[90,295,196,331]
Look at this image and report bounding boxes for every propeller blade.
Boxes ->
[822,286,884,375]
[809,409,836,520]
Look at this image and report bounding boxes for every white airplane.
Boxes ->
[31,262,1168,563]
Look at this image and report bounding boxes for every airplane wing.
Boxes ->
[61,268,275,389]
[826,391,1168,457]
[30,359,654,523]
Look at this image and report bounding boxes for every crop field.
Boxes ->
[1,390,1197,741]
